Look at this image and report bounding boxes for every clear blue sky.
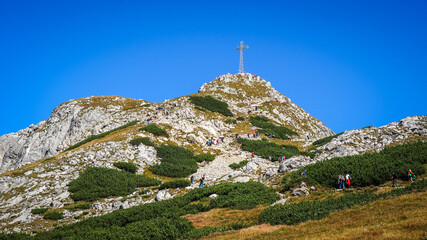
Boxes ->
[1,1,426,136]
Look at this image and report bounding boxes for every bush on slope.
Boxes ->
[282,141,427,190]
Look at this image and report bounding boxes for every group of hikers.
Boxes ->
[190,174,206,188]
[206,137,225,146]
[300,169,418,189]
[268,155,286,162]
[337,173,352,189]
[392,169,417,188]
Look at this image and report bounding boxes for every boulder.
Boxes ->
[155,190,172,201]
[291,188,309,197]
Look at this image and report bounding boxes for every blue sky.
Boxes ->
[1,1,426,136]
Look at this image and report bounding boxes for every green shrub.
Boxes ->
[68,167,161,201]
[260,180,426,225]
[250,116,298,140]
[149,145,198,178]
[190,96,233,117]
[229,160,249,170]
[238,138,299,160]
[282,141,427,190]
[64,121,138,152]
[140,124,169,137]
[0,233,32,239]
[31,208,48,214]
[159,179,191,190]
[194,153,215,162]
[312,132,343,146]
[113,162,138,174]
[130,137,156,147]
[43,212,64,220]
[236,116,245,121]
[33,182,278,239]
[73,203,91,210]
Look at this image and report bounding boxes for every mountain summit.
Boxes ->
[0,73,425,234]
[0,73,332,173]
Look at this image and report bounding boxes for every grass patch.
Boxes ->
[250,116,298,140]
[260,180,426,225]
[190,96,233,117]
[64,121,138,152]
[113,162,138,174]
[229,160,249,170]
[159,179,191,190]
[282,141,427,190]
[68,167,161,201]
[139,124,169,137]
[149,145,198,178]
[238,138,299,160]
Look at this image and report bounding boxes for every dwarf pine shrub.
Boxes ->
[34,182,278,239]
[129,137,156,147]
[250,116,298,139]
[189,96,233,117]
[149,145,198,178]
[194,153,215,162]
[229,160,249,170]
[260,180,426,225]
[282,141,427,190]
[31,208,48,214]
[43,212,64,220]
[113,162,138,174]
[68,167,161,201]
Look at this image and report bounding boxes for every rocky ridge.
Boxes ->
[0,73,425,234]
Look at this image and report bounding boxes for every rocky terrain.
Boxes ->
[0,73,425,234]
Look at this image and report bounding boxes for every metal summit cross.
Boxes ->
[235,41,249,73]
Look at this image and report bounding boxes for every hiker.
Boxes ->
[253,130,256,138]
[391,172,398,188]
[251,152,255,158]
[199,176,205,187]
[282,155,285,162]
[190,176,194,184]
[301,169,307,177]
[408,169,415,182]
[338,173,345,189]
[269,156,272,162]
[345,173,352,187]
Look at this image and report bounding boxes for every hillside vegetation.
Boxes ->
[68,167,161,201]
[149,145,199,178]
[29,182,278,239]
[190,96,233,117]
[282,141,427,190]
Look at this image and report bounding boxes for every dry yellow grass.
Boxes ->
[199,191,427,240]
[184,205,267,228]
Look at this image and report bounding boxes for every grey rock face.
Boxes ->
[291,187,309,197]
[0,96,145,173]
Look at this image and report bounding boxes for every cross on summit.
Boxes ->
[235,41,249,73]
